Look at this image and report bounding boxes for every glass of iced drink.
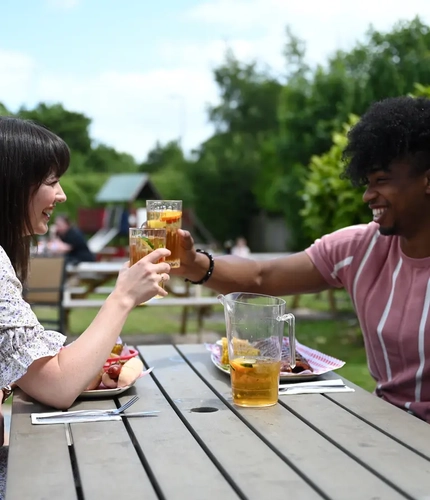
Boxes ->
[129,227,166,298]
[145,200,182,268]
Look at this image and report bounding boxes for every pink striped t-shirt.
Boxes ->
[306,222,430,422]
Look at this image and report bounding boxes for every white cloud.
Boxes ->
[2,0,430,161]
[20,65,218,161]
[45,0,80,9]
[0,50,37,108]
[185,0,430,65]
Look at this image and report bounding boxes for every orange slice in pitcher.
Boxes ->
[230,358,256,373]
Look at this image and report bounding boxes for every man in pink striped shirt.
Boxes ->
[176,96,430,423]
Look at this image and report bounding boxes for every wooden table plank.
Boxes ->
[177,344,407,500]
[325,381,430,459]
[281,392,430,499]
[68,393,158,500]
[6,389,77,500]
[118,366,241,500]
[139,345,322,500]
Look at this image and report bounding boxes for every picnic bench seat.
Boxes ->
[62,287,220,335]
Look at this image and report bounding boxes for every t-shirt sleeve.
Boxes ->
[62,227,86,249]
[0,248,66,387]
[305,224,372,289]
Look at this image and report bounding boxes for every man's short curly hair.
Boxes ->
[341,96,430,186]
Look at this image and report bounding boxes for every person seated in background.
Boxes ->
[173,96,430,424]
[49,214,96,265]
[231,237,251,258]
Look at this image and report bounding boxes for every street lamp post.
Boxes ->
[169,94,186,145]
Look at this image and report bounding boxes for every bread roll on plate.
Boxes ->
[118,358,144,388]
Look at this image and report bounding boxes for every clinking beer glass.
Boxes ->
[145,200,182,268]
[129,227,167,299]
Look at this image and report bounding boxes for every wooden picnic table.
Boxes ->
[64,262,221,335]
[6,344,430,500]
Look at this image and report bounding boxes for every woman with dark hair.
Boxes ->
[0,116,171,497]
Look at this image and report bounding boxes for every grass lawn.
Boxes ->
[34,289,376,393]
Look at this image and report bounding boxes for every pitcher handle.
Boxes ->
[278,313,296,369]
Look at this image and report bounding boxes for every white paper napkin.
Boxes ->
[31,411,121,425]
[278,378,355,395]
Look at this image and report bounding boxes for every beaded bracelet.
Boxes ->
[185,249,215,285]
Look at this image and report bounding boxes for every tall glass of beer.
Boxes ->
[145,200,182,268]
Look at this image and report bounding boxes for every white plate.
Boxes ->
[78,385,133,399]
[210,354,319,383]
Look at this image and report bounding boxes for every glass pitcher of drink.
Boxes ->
[218,292,296,407]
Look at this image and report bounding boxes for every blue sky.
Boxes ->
[1,0,430,160]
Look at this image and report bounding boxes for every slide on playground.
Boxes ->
[87,227,120,254]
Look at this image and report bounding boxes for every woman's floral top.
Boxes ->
[0,247,65,387]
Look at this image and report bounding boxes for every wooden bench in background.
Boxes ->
[23,256,67,332]
[63,285,220,335]
[27,255,341,337]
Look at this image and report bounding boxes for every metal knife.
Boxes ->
[279,384,346,392]
[35,410,159,420]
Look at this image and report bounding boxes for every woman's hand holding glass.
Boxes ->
[114,248,171,307]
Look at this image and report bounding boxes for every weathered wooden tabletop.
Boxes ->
[6,344,430,500]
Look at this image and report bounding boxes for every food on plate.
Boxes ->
[219,337,259,365]
[104,341,138,368]
[86,370,103,390]
[111,341,123,356]
[218,337,313,374]
[100,358,144,389]
[118,358,144,388]
[280,346,313,374]
[107,363,122,380]
[220,337,229,365]
[102,370,118,388]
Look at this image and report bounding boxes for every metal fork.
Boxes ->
[109,395,140,414]
[37,395,140,420]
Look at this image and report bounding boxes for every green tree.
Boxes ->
[188,133,261,242]
[87,144,138,173]
[140,140,195,206]
[193,52,283,242]
[18,103,92,155]
[300,115,367,241]
[140,140,185,174]
[339,17,430,112]
[0,103,11,116]
[209,50,283,135]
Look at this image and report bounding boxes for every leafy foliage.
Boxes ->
[300,115,369,240]
[18,103,92,155]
